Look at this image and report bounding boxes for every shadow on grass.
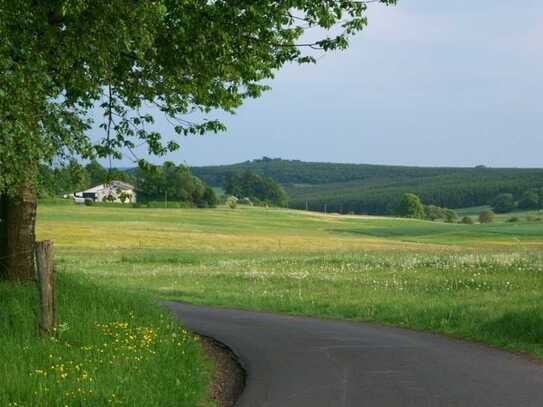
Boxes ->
[480,309,543,345]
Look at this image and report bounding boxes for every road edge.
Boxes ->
[200,334,246,407]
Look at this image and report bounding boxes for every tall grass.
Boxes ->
[0,274,212,406]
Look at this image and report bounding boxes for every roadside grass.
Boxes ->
[58,250,543,359]
[33,204,543,360]
[0,274,212,406]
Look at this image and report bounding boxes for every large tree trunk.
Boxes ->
[0,185,37,281]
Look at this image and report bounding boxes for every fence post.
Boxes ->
[35,240,55,336]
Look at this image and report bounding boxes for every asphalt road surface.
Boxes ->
[165,302,543,407]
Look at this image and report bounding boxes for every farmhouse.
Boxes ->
[74,180,136,203]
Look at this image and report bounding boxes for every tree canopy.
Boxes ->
[398,193,425,219]
[225,170,287,206]
[492,193,516,214]
[1,0,396,194]
[136,162,217,207]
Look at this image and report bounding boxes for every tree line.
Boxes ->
[224,171,287,207]
[192,158,543,215]
[38,161,218,208]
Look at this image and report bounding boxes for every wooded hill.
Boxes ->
[192,158,543,214]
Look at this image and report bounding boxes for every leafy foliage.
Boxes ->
[398,193,425,219]
[479,210,496,224]
[518,189,542,210]
[38,161,134,197]
[491,193,516,214]
[135,162,217,208]
[224,170,287,207]
[1,1,395,194]
[38,160,217,208]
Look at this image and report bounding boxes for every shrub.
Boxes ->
[226,196,238,209]
[238,197,253,206]
[444,209,458,223]
[507,216,520,223]
[518,190,540,209]
[479,209,496,224]
[461,216,474,224]
[491,193,515,213]
[398,193,424,219]
[424,205,445,221]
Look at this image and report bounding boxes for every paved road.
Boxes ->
[165,302,543,407]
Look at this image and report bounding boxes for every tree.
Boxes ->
[518,190,540,210]
[226,196,238,209]
[491,193,515,214]
[461,216,474,224]
[85,160,108,187]
[135,161,214,207]
[444,209,458,223]
[424,205,445,221]
[224,170,287,206]
[202,187,218,208]
[398,193,425,219]
[479,209,496,224]
[1,1,395,280]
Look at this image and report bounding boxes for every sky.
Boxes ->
[93,0,543,168]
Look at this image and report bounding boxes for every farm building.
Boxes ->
[73,180,136,203]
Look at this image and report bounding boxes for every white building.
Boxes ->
[74,180,136,203]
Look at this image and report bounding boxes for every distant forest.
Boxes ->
[192,157,543,214]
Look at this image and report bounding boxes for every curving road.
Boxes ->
[164,302,543,407]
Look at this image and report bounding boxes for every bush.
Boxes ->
[424,205,445,221]
[238,197,253,206]
[491,193,515,213]
[226,195,238,209]
[518,190,540,209]
[398,193,424,219]
[507,216,520,223]
[444,209,458,223]
[461,216,474,224]
[479,209,496,224]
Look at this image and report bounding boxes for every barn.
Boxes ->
[73,181,136,203]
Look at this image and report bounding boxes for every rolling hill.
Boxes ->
[191,158,543,214]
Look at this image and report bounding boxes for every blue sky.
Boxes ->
[93,0,543,168]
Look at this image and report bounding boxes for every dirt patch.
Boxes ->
[200,335,245,407]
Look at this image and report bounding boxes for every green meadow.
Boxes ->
[2,203,543,405]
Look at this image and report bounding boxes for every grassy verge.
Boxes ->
[60,250,543,359]
[0,274,212,406]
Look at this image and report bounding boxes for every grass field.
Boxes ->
[1,275,212,406]
[3,203,543,405]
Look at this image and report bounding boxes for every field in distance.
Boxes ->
[35,204,543,359]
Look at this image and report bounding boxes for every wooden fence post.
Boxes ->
[35,240,55,336]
